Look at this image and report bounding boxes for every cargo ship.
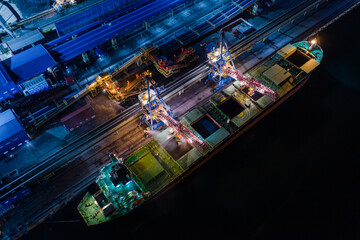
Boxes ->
[77,40,323,225]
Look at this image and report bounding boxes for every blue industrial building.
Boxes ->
[54,0,150,36]
[0,44,57,99]
[0,109,30,157]
[0,62,20,101]
[49,0,190,62]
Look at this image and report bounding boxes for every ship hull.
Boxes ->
[79,40,323,225]
[151,75,310,200]
[92,75,310,224]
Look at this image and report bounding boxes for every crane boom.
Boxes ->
[153,107,207,151]
[222,64,278,100]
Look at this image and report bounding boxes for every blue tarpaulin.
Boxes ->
[0,62,19,101]
[9,44,56,84]
[52,0,188,62]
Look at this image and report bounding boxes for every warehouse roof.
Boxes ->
[0,109,24,143]
[0,62,19,100]
[5,29,44,53]
[51,0,187,62]
[9,44,56,83]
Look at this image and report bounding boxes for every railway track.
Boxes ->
[230,0,331,57]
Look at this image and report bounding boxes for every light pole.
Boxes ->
[309,39,317,50]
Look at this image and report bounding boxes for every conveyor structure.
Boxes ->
[95,72,122,102]
[90,43,198,104]
[142,45,198,78]
[91,62,164,103]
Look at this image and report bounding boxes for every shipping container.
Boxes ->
[60,104,96,131]
[65,76,76,86]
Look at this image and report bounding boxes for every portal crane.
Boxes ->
[138,72,172,130]
[90,71,149,103]
[205,29,235,92]
[139,72,206,151]
[206,30,278,100]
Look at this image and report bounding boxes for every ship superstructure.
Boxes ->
[78,40,323,225]
[78,153,147,225]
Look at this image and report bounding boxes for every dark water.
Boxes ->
[23,6,360,240]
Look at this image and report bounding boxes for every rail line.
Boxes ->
[230,0,331,57]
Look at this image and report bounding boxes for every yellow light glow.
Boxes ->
[311,39,316,45]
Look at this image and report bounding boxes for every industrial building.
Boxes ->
[0,109,29,157]
[0,62,20,101]
[0,44,58,97]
